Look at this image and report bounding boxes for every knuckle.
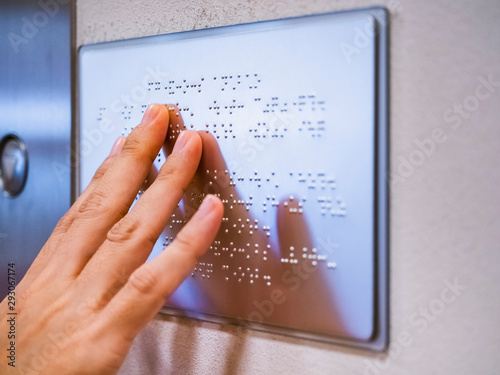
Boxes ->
[157,160,180,182]
[107,213,158,248]
[52,212,74,235]
[174,230,192,250]
[122,135,142,155]
[128,266,158,296]
[107,216,140,244]
[78,188,109,216]
[91,157,112,181]
[122,132,155,164]
[174,230,201,260]
[78,185,129,221]
[156,161,188,195]
[85,294,110,312]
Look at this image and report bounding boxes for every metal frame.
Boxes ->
[75,6,390,352]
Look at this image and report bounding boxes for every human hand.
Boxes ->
[0,104,223,374]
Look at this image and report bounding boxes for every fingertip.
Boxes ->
[198,194,224,223]
[196,194,215,215]
[183,194,223,258]
[211,194,224,218]
[140,103,169,128]
[172,130,203,161]
[189,130,203,154]
[142,104,160,123]
[157,104,170,127]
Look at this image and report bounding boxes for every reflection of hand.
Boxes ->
[159,106,345,337]
[0,104,223,374]
[159,107,327,323]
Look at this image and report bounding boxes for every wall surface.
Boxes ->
[77,1,500,374]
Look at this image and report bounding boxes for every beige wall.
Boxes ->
[77,1,500,373]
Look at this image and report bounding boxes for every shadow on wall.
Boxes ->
[128,316,248,375]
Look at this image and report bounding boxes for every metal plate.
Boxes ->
[0,0,72,299]
[78,7,389,350]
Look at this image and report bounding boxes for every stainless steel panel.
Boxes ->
[78,8,389,350]
[0,0,72,297]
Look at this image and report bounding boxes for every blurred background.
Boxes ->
[0,0,72,297]
[1,0,499,374]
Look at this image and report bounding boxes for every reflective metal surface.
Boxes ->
[78,8,389,350]
[0,0,72,298]
[0,134,29,197]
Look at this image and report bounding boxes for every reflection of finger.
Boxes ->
[56,104,170,276]
[77,131,203,302]
[196,130,227,174]
[17,137,126,293]
[180,130,229,215]
[164,104,187,155]
[97,194,223,343]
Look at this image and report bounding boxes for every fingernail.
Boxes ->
[142,104,161,124]
[110,137,126,156]
[197,195,216,217]
[172,131,190,154]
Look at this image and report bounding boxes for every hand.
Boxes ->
[0,104,223,374]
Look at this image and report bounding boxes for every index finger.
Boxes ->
[59,104,171,275]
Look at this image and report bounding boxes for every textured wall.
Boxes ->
[77,1,500,373]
